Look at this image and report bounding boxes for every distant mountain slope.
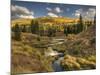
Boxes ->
[11,18,32,26]
[11,17,79,27]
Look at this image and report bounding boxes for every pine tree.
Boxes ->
[73,24,77,34]
[31,20,35,34]
[78,14,83,32]
[48,28,52,37]
[64,26,68,36]
[22,25,26,32]
[94,14,96,25]
[30,20,39,34]
[14,23,21,41]
[52,28,56,37]
[35,20,39,34]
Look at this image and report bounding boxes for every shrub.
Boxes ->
[61,55,96,71]
[61,55,80,70]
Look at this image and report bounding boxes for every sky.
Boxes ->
[11,0,96,20]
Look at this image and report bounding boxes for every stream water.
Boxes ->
[46,38,66,72]
[35,38,66,72]
[52,54,65,72]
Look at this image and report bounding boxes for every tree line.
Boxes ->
[12,14,96,41]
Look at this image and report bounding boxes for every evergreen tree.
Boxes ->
[31,20,35,34]
[94,14,96,25]
[64,26,68,36]
[78,14,83,33]
[35,20,39,34]
[14,23,21,41]
[48,28,52,37]
[31,20,39,34]
[67,26,70,34]
[22,25,26,32]
[73,24,77,34]
[52,28,56,37]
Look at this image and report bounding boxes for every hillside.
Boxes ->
[11,17,79,27]
[11,33,54,74]
[60,25,96,70]
[11,18,32,27]
[65,24,96,56]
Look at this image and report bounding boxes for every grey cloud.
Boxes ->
[11,5,34,19]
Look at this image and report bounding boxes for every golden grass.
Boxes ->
[61,55,96,71]
[11,33,54,74]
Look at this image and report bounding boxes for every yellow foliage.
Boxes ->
[61,55,96,70]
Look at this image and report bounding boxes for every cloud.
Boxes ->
[73,8,96,20]
[74,9,83,17]
[47,12,58,17]
[11,5,34,19]
[46,7,52,11]
[85,8,96,19]
[46,7,63,17]
[54,7,63,13]
[18,15,34,18]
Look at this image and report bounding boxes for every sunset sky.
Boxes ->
[11,0,96,20]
